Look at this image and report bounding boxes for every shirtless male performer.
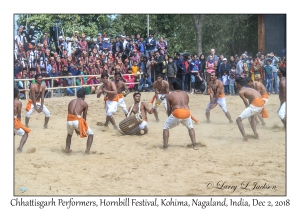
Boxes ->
[114,72,130,117]
[205,71,233,123]
[127,92,154,135]
[25,73,50,128]
[246,77,268,125]
[14,88,31,152]
[163,81,198,150]
[97,73,118,130]
[152,74,170,121]
[66,88,93,154]
[277,67,286,128]
[235,77,268,140]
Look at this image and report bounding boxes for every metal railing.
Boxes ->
[14,73,143,99]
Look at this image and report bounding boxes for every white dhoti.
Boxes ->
[139,121,148,130]
[163,114,193,130]
[152,94,167,111]
[206,97,228,113]
[239,105,263,120]
[67,118,93,136]
[118,97,128,115]
[26,102,50,118]
[277,102,286,120]
[106,100,118,116]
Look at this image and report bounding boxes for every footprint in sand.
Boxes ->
[27,147,36,153]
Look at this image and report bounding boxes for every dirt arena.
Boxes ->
[14,92,286,196]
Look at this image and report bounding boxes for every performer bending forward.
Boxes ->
[66,88,93,154]
[205,71,233,123]
[127,92,154,135]
[235,77,268,140]
[163,81,198,150]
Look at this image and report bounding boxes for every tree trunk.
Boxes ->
[192,14,204,56]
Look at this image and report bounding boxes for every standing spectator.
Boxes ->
[206,48,218,62]
[121,35,127,53]
[166,57,177,91]
[263,59,273,95]
[138,37,145,56]
[228,55,235,69]
[157,37,168,56]
[222,72,229,95]
[199,54,206,76]
[145,33,156,58]
[205,55,216,85]
[112,36,123,57]
[146,55,155,83]
[236,54,247,77]
[178,55,189,91]
[189,54,200,94]
[219,58,230,76]
[216,54,224,79]
[268,52,279,94]
[153,51,163,80]
[102,37,111,52]
[228,74,235,95]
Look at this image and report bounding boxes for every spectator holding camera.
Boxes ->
[138,73,152,92]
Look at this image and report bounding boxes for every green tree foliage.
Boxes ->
[16,14,258,57]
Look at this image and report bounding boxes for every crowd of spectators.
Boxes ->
[14,24,286,99]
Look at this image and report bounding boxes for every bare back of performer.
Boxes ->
[163,81,198,150]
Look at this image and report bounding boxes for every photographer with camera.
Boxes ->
[138,73,152,92]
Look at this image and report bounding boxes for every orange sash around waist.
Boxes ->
[67,114,88,138]
[14,117,31,133]
[218,93,225,98]
[26,99,41,111]
[172,108,191,119]
[118,93,123,99]
[261,93,268,99]
[104,95,119,103]
[251,98,268,118]
[150,94,156,104]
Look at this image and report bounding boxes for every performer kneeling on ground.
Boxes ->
[97,73,118,130]
[127,92,154,135]
[163,81,198,150]
[235,77,268,140]
[66,88,93,154]
[14,88,31,152]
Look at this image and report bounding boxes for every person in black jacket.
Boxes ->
[112,36,124,56]
[153,51,163,78]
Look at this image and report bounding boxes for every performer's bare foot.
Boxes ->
[97,122,104,126]
[25,124,29,128]
[254,133,259,139]
[85,150,90,154]
[113,125,118,129]
[229,120,233,123]
[17,148,22,153]
[206,120,211,123]
[163,145,168,149]
[193,144,199,150]
[156,118,159,122]
[65,149,72,154]
[262,123,266,126]
[44,124,48,129]
[243,135,248,141]
[102,126,109,131]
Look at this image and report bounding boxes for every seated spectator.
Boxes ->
[123,68,135,91]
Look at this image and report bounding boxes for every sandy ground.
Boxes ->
[14,92,286,196]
